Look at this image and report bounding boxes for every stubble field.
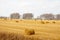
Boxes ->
[0,19,60,40]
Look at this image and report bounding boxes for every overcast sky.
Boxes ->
[0,0,60,18]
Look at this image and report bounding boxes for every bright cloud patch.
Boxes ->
[0,0,60,18]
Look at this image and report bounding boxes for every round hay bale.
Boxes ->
[41,21,45,24]
[52,21,56,24]
[25,29,35,35]
[16,21,19,23]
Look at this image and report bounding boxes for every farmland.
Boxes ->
[0,19,60,40]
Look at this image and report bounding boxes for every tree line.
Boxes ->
[0,13,60,20]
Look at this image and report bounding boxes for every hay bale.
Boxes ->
[41,21,45,24]
[25,29,35,35]
[52,21,56,24]
[16,21,19,23]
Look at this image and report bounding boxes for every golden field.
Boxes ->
[0,19,60,40]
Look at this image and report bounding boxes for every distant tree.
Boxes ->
[40,13,55,20]
[0,16,8,20]
[23,13,33,19]
[56,14,60,20]
[10,13,20,19]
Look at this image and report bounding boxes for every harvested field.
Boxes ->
[0,19,60,40]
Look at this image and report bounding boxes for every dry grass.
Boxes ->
[0,32,24,40]
[0,19,60,40]
[0,31,42,40]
